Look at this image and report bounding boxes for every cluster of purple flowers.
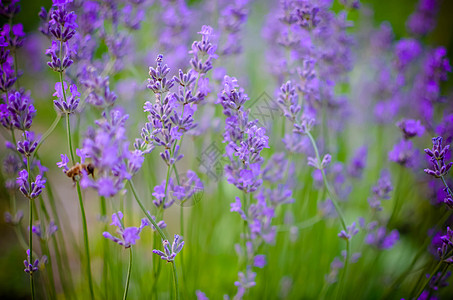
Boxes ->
[103,212,149,249]
[139,26,216,210]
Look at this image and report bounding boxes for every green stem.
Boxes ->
[100,196,109,300]
[29,196,35,300]
[123,248,133,300]
[26,156,35,300]
[415,259,443,298]
[306,131,347,231]
[441,176,452,196]
[76,182,94,300]
[128,180,167,241]
[65,114,75,164]
[172,261,180,300]
[33,113,61,159]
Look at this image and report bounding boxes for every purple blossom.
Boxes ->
[4,210,23,225]
[231,196,246,220]
[365,227,399,250]
[16,131,39,156]
[6,91,36,131]
[338,222,359,240]
[253,255,266,268]
[397,119,425,139]
[234,268,256,299]
[394,39,422,70]
[406,0,439,36]
[153,234,184,262]
[23,249,39,275]
[424,137,452,178]
[347,146,367,178]
[53,81,80,114]
[56,154,69,173]
[32,221,58,240]
[17,169,46,200]
[388,139,418,168]
[103,211,148,248]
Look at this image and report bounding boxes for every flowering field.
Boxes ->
[1,0,453,299]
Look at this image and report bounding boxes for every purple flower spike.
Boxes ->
[16,131,39,156]
[366,227,399,250]
[338,222,359,240]
[17,169,46,200]
[23,249,39,275]
[424,136,452,178]
[53,82,80,114]
[231,197,246,220]
[56,154,69,173]
[7,91,36,131]
[103,211,147,248]
[152,234,184,262]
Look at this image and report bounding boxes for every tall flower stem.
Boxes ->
[123,248,133,300]
[65,114,75,163]
[29,195,35,300]
[306,131,347,231]
[76,181,94,300]
[128,179,167,240]
[128,180,181,298]
[172,261,180,300]
[64,111,93,298]
[33,113,61,159]
[26,156,35,300]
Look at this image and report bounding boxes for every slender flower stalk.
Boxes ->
[123,248,133,300]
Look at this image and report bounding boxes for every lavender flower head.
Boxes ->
[103,211,149,248]
[23,249,39,275]
[153,234,184,262]
[16,169,46,200]
[388,139,418,168]
[53,81,80,114]
[424,136,452,178]
[397,119,425,139]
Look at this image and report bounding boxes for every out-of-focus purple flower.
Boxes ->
[4,210,23,225]
[339,0,360,10]
[53,81,80,114]
[397,119,425,139]
[103,211,148,248]
[347,146,367,178]
[218,0,250,56]
[196,290,209,300]
[80,67,118,108]
[234,268,256,299]
[56,154,70,173]
[253,255,266,268]
[277,81,301,123]
[338,222,359,240]
[424,137,452,178]
[406,0,439,36]
[308,154,331,170]
[231,196,246,220]
[32,221,58,240]
[16,169,46,200]
[0,0,20,19]
[153,234,184,262]
[388,139,418,168]
[365,227,399,250]
[394,39,422,70]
